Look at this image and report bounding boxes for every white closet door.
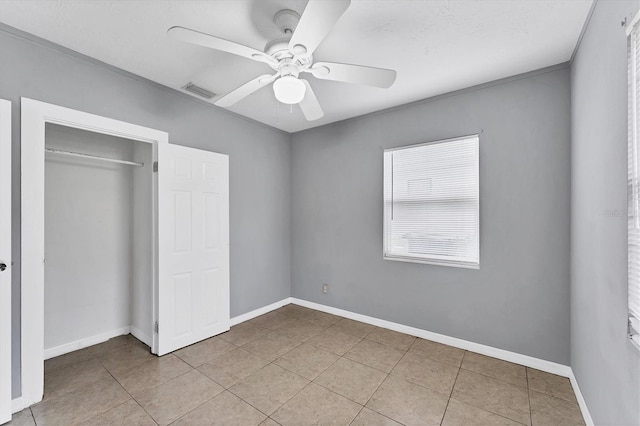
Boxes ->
[0,99,12,424]
[156,144,229,356]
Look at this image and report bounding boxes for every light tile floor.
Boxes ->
[9,304,585,425]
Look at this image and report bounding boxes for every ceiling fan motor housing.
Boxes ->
[264,10,314,80]
[265,9,309,59]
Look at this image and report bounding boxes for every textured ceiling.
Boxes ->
[0,0,592,133]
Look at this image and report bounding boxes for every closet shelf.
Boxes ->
[45,148,144,167]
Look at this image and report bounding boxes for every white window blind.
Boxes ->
[383,135,479,268]
[628,15,640,346]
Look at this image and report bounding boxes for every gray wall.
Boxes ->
[291,66,572,365]
[0,26,292,398]
[570,1,640,424]
[9,5,640,420]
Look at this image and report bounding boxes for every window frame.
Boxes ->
[627,10,640,349]
[383,134,480,269]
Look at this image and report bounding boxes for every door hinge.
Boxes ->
[153,162,158,172]
[154,321,159,333]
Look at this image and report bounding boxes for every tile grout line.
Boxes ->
[439,350,465,425]
[166,380,229,426]
[450,352,544,425]
[238,374,311,420]
[274,342,344,380]
[273,380,317,419]
[348,405,367,424]
[103,348,168,425]
[447,361,581,424]
[526,367,533,426]
[296,322,466,423]
[446,396,531,426]
[238,311,373,422]
[38,355,108,406]
[225,385,275,419]
[362,329,417,353]
[526,387,586,423]
[167,350,244,422]
[526,368,585,409]
[28,407,36,426]
[214,343,291,417]
[347,337,412,425]
[36,306,578,425]
[443,363,531,426]
[443,351,531,426]
[456,366,529,388]
[38,343,156,425]
[259,327,350,418]
[339,332,533,425]
[365,350,456,398]
[109,342,239,425]
[444,350,532,388]
[224,343,316,420]
[310,378,369,408]
[98,356,160,425]
[448,356,547,423]
[340,350,396,375]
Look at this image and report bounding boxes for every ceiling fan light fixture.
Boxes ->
[273,76,306,104]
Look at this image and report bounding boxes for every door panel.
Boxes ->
[157,144,229,355]
[0,99,12,424]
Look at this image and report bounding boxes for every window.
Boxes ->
[628,14,640,347]
[383,135,479,268]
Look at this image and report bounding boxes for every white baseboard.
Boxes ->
[11,396,25,414]
[569,370,594,426]
[12,299,283,416]
[130,326,152,348]
[230,297,292,326]
[288,298,595,424]
[13,326,150,415]
[290,298,572,377]
[32,297,592,424]
[43,326,131,360]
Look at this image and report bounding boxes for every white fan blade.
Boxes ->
[309,62,397,88]
[215,74,278,107]
[168,26,275,66]
[299,80,324,121]
[289,0,351,56]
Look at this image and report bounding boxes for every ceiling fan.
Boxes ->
[168,0,397,121]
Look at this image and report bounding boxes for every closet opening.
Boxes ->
[43,123,154,363]
[22,97,230,406]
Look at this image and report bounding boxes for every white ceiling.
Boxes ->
[0,0,592,133]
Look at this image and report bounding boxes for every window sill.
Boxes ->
[383,254,480,270]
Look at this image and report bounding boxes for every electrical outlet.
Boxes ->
[322,283,328,294]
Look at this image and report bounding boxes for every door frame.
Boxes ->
[0,99,12,423]
[20,98,167,407]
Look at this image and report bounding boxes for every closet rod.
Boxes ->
[45,148,144,167]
